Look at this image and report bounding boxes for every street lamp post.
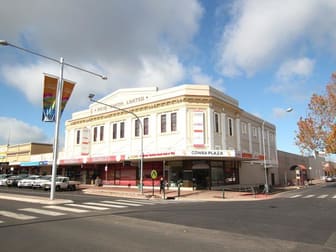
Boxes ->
[262,107,293,193]
[88,94,144,194]
[0,40,107,200]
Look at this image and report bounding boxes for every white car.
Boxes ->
[32,175,52,189]
[17,175,41,188]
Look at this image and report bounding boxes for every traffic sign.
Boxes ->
[151,169,158,179]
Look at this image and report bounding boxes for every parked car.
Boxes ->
[6,174,29,187]
[0,174,11,186]
[325,176,334,182]
[41,176,80,191]
[32,175,52,189]
[17,175,41,188]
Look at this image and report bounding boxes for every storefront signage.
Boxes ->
[190,150,236,157]
[20,161,50,167]
[192,111,205,147]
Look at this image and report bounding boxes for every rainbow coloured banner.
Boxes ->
[42,74,75,122]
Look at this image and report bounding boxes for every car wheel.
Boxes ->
[56,185,61,191]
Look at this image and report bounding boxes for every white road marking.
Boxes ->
[317,195,329,198]
[101,200,142,207]
[44,205,90,213]
[333,195,336,198]
[289,195,301,198]
[116,199,155,205]
[303,194,315,198]
[84,202,127,208]
[0,211,36,220]
[65,204,109,210]
[19,208,66,216]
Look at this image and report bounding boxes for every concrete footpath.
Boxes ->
[81,185,281,201]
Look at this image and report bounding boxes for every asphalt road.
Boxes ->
[0,183,336,251]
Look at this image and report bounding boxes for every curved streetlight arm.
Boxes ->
[88,94,144,194]
[0,40,107,80]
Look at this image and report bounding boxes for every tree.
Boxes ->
[295,73,336,154]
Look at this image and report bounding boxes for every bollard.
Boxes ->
[222,188,225,199]
[178,183,181,197]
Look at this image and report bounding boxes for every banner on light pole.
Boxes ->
[42,73,75,122]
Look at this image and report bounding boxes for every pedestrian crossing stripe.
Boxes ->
[116,199,155,205]
[303,194,315,198]
[65,203,110,210]
[101,200,142,207]
[44,205,90,213]
[0,210,36,220]
[288,194,336,199]
[290,195,301,198]
[19,208,66,216]
[84,202,127,208]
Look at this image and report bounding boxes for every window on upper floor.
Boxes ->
[161,114,167,133]
[171,112,177,132]
[112,123,117,140]
[252,126,258,138]
[214,113,219,133]
[241,122,247,135]
[92,125,104,143]
[100,125,104,141]
[135,119,140,137]
[93,127,98,142]
[120,122,125,138]
[143,118,149,136]
[76,129,80,145]
[228,117,234,136]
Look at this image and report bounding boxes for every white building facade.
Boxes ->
[60,85,278,188]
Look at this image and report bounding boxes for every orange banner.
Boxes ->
[42,74,75,122]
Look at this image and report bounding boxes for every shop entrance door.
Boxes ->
[193,169,209,189]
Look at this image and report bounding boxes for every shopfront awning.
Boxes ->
[290,164,307,171]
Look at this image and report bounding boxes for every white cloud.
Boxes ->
[217,0,336,77]
[0,0,203,109]
[0,117,48,144]
[276,58,315,81]
[189,66,225,91]
[267,57,315,102]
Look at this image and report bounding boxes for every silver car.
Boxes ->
[17,175,41,188]
[0,174,10,186]
[32,175,52,189]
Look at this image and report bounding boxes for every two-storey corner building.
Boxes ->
[60,85,278,189]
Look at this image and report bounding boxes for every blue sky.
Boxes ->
[0,0,335,159]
